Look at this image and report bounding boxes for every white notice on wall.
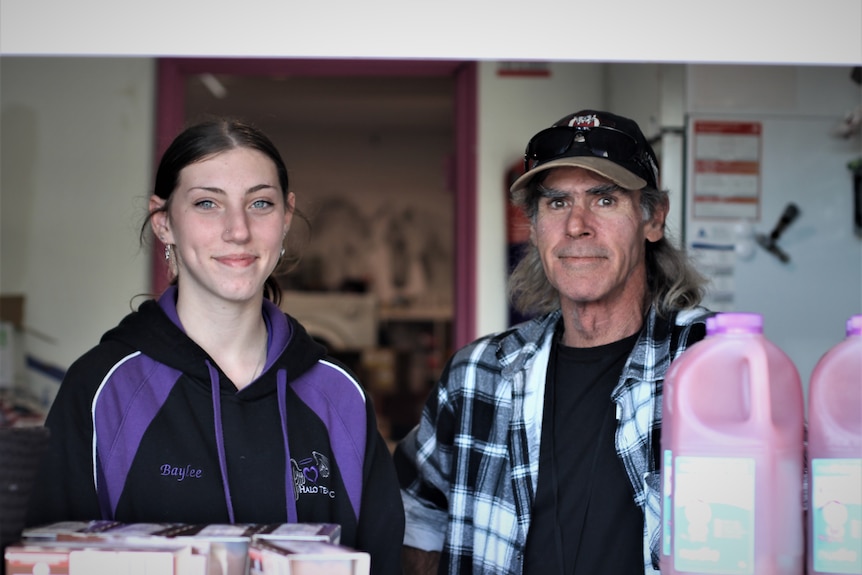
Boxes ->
[688,223,737,312]
[691,121,762,220]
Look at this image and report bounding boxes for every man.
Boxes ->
[394,109,711,575]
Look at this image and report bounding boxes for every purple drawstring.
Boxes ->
[208,360,235,524]
[209,362,296,524]
[164,291,298,524]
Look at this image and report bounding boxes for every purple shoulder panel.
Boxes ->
[93,353,182,519]
[290,361,367,520]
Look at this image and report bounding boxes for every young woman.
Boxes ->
[27,119,404,574]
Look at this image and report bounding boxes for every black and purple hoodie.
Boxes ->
[26,286,405,575]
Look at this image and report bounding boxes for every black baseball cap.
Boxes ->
[509,109,660,197]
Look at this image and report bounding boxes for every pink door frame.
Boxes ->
[153,58,477,347]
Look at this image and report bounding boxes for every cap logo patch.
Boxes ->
[567,114,601,128]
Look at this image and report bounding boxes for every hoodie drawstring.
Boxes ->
[208,360,236,523]
[277,369,298,523]
[208,362,297,524]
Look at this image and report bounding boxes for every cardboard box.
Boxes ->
[248,540,369,575]
[23,522,227,575]
[5,540,207,575]
[23,521,172,543]
[169,523,342,575]
[5,544,69,575]
[20,521,345,575]
[68,544,204,575]
[168,524,257,575]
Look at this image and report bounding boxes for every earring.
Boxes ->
[164,244,172,262]
[280,247,286,259]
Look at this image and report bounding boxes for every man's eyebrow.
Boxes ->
[536,182,624,197]
[536,184,568,199]
[586,183,625,195]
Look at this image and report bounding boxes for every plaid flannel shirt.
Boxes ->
[396,305,710,575]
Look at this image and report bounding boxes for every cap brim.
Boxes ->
[509,156,647,195]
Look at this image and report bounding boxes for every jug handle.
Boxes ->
[747,339,773,427]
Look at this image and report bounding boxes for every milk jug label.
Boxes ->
[673,456,755,574]
[812,458,862,574]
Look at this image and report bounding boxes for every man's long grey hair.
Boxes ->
[508,179,708,318]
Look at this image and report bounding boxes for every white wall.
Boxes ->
[475,61,606,336]
[684,64,862,387]
[1,57,154,404]
[606,64,688,243]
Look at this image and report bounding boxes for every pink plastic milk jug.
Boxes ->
[807,314,862,575]
[660,312,805,575]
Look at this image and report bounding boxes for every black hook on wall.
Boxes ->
[755,203,801,263]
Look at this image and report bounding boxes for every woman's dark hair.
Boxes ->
[140,118,304,306]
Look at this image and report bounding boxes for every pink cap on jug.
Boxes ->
[847,314,862,336]
[706,312,763,336]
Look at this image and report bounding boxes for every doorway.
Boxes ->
[154,58,477,442]
[155,58,476,347]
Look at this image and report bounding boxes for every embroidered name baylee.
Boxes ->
[291,451,336,500]
[160,463,203,481]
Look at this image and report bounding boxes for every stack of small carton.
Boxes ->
[248,539,369,575]
[7,521,208,575]
[5,521,369,575]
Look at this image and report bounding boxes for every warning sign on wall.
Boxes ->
[691,120,762,220]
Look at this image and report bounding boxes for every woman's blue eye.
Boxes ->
[196,199,215,209]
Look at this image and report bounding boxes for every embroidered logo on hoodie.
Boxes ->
[291,451,336,500]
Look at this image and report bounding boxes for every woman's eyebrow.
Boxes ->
[187,183,277,194]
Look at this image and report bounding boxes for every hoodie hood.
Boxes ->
[100,286,328,396]
[97,286,332,523]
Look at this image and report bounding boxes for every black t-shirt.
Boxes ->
[523,330,644,574]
